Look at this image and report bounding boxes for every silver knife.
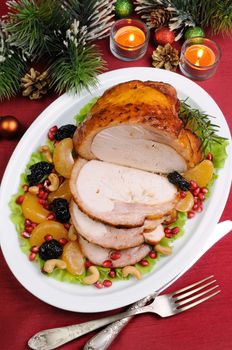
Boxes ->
[83,220,232,350]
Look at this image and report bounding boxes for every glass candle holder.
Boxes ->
[179,37,221,80]
[110,19,149,61]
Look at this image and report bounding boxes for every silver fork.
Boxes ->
[28,275,220,350]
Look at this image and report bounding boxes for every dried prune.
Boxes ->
[167,171,190,191]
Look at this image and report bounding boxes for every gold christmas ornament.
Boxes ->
[150,7,171,29]
[21,68,50,100]
[152,43,179,71]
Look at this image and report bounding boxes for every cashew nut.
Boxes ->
[155,244,172,256]
[28,186,39,195]
[40,145,53,163]
[47,173,59,192]
[122,266,142,280]
[43,259,67,273]
[83,266,100,285]
[68,224,78,241]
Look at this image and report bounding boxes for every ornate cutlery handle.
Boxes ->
[83,294,155,350]
[28,304,153,350]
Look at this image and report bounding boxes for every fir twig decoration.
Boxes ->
[0,0,116,100]
[179,99,227,152]
[135,0,232,40]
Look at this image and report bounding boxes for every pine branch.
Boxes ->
[49,42,105,95]
[0,20,28,100]
[179,100,227,153]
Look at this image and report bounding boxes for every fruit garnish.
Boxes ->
[39,239,63,260]
[183,160,214,187]
[176,191,194,212]
[29,220,68,247]
[62,241,85,275]
[53,138,74,178]
[21,192,49,223]
[48,179,72,202]
[27,161,53,186]
[51,198,70,223]
[54,124,77,141]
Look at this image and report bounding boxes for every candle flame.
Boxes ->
[129,33,135,42]
[195,49,204,66]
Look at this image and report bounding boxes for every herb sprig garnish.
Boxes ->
[179,99,227,153]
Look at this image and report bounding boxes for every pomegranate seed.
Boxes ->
[149,251,157,259]
[198,193,205,201]
[193,196,199,204]
[206,152,213,161]
[59,238,68,245]
[48,131,55,140]
[44,234,53,241]
[16,195,24,204]
[94,281,104,289]
[25,225,34,233]
[43,203,50,210]
[201,187,208,194]
[187,211,195,219]
[31,223,37,228]
[192,203,199,211]
[29,252,37,261]
[164,227,171,234]
[64,223,71,229]
[22,184,29,192]
[193,188,200,196]
[190,180,198,189]
[180,191,187,199]
[43,179,50,187]
[102,260,113,268]
[50,126,58,133]
[38,198,46,205]
[25,219,32,225]
[31,246,39,253]
[21,231,30,239]
[165,232,173,238]
[196,206,203,213]
[108,270,116,278]
[103,280,112,288]
[140,259,149,266]
[172,227,180,235]
[38,184,44,189]
[85,260,93,268]
[38,190,46,199]
[110,251,121,260]
[47,213,55,220]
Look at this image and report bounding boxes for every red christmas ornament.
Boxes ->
[154,27,175,45]
[0,115,20,139]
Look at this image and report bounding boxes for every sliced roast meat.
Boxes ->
[70,158,178,227]
[78,235,151,268]
[70,201,144,249]
[73,80,203,170]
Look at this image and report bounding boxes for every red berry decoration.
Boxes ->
[0,115,20,139]
[154,27,175,45]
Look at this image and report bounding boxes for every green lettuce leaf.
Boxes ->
[74,97,98,124]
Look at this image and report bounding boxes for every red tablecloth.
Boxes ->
[0,3,232,350]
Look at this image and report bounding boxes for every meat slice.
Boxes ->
[70,201,144,249]
[70,158,178,227]
[73,80,203,170]
[78,235,151,268]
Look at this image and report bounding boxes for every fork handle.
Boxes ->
[28,305,152,350]
[83,294,155,350]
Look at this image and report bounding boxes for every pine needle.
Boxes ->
[179,99,227,153]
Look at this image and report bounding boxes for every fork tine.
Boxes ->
[175,289,221,313]
[175,284,220,306]
[171,275,214,296]
[173,279,217,301]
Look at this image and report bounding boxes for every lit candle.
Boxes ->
[114,26,145,48]
[179,38,221,80]
[110,19,149,61]
[185,45,215,67]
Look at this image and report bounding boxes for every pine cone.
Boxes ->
[150,7,172,29]
[152,43,179,72]
[21,68,50,100]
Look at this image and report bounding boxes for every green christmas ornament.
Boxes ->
[115,0,133,18]
[184,27,205,41]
